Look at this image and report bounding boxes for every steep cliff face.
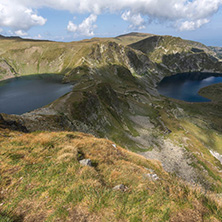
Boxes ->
[160,52,222,74]
[0,59,17,79]
[130,35,216,62]
[130,35,221,75]
[209,46,222,60]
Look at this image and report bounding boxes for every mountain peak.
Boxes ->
[116,32,153,38]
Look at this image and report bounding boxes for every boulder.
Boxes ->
[0,114,28,132]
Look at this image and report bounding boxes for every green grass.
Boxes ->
[1,129,222,221]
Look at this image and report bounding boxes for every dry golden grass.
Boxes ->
[0,128,222,221]
[57,145,79,162]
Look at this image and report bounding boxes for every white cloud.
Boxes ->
[67,21,78,33]
[121,11,145,30]
[67,14,97,36]
[179,18,210,31]
[14,30,28,36]
[1,0,222,33]
[33,34,42,39]
[0,1,46,31]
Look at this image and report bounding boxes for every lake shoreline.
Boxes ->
[157,72,222,102]
[0,74,73,115]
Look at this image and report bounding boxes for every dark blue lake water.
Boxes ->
[0,74,73,115]
[157,73,222,102]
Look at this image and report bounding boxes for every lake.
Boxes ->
[0,74,73,115]
[157,72,222,102]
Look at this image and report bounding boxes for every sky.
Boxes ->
[0,0,222,46]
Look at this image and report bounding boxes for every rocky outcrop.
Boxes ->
[209,46,222,60]
[161,51,222,74]
[0,114,28,132]
[0,59,17,80]
[129,35,216,62]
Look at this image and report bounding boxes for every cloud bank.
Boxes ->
[0,0,221,36]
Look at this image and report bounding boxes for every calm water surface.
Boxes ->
[0,75,73,114]
[157,73,222,102]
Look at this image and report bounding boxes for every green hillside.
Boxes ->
[1,127,222,221]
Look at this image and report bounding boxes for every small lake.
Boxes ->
[0,74,73,115]
[157,72,222,102]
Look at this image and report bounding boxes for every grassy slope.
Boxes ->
[199,83,222,102]
[128,95,222,191]
[0,128,222,222]
[0,39,88,76]
[114,32,154,46]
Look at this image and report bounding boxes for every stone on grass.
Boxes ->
[113,184,128,191]
[147,173,159,181]
[79,159,92,167]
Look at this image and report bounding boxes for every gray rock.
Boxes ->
[147,173,159,181]
[79,159,92,167]
[113,184,128,191]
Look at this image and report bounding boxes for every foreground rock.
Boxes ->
[113,184,128,192]
[79,159,92,167]
[0,114,28,132]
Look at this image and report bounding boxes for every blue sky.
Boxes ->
[0,0,222,46]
